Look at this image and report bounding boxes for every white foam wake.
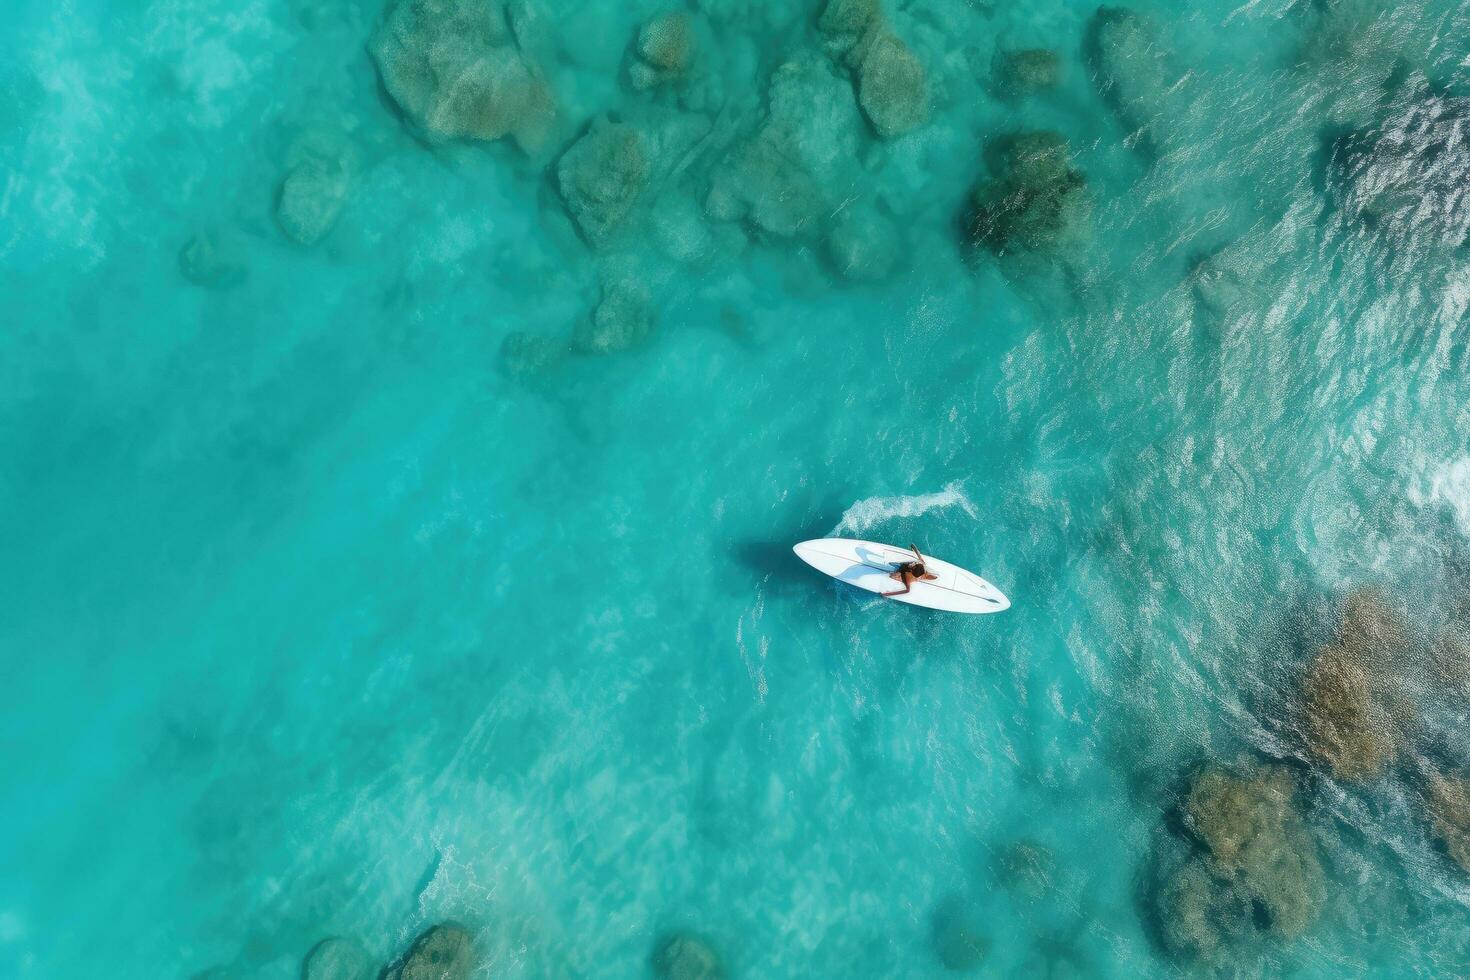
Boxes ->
[831,480,978,536]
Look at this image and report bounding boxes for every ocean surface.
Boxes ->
[5,0,1470,976]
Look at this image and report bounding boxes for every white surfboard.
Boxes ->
[793,538,1010,614]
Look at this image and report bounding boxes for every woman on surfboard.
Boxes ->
[882,544,939,597]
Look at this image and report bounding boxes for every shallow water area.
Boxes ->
[6,0,1470,976]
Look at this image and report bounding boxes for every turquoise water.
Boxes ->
[6,0,1470,975]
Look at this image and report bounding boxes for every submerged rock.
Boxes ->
[763,55,864,182]
[854,29,928,139]
[992,48,1060,100]
[275,129,357,246]
[276,158,347,245]
[816,0,927,138]
[630,11,695,90]
[277,159,349,249]
[651,932,725,980]
[707,131,824,236]
[575,266,654,354]
[1299,0,1416,126]
[1084,6,1181,153]
[179,229,247,289]
[383,923,474,980]
[968,131,1088,255]
[302,937,371,980]
[1334,94,1470,249]
[706,55,862,239]
[556,119,649,248]
[370,0,555,151]
[1188,249,1250,319]
[817,0,881,57]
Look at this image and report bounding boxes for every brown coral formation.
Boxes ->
[1157,856,1248,960]
[706,128,826,238]
[1299,644,1397,780]
[1430,626,1470,693]
[1184,766,1294,868]
[1156,765,1325,962]
[1298,588,1413,781]
[1184,767,1324,938]
[1339,588,1410,653]
[1427,774,1470,873]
